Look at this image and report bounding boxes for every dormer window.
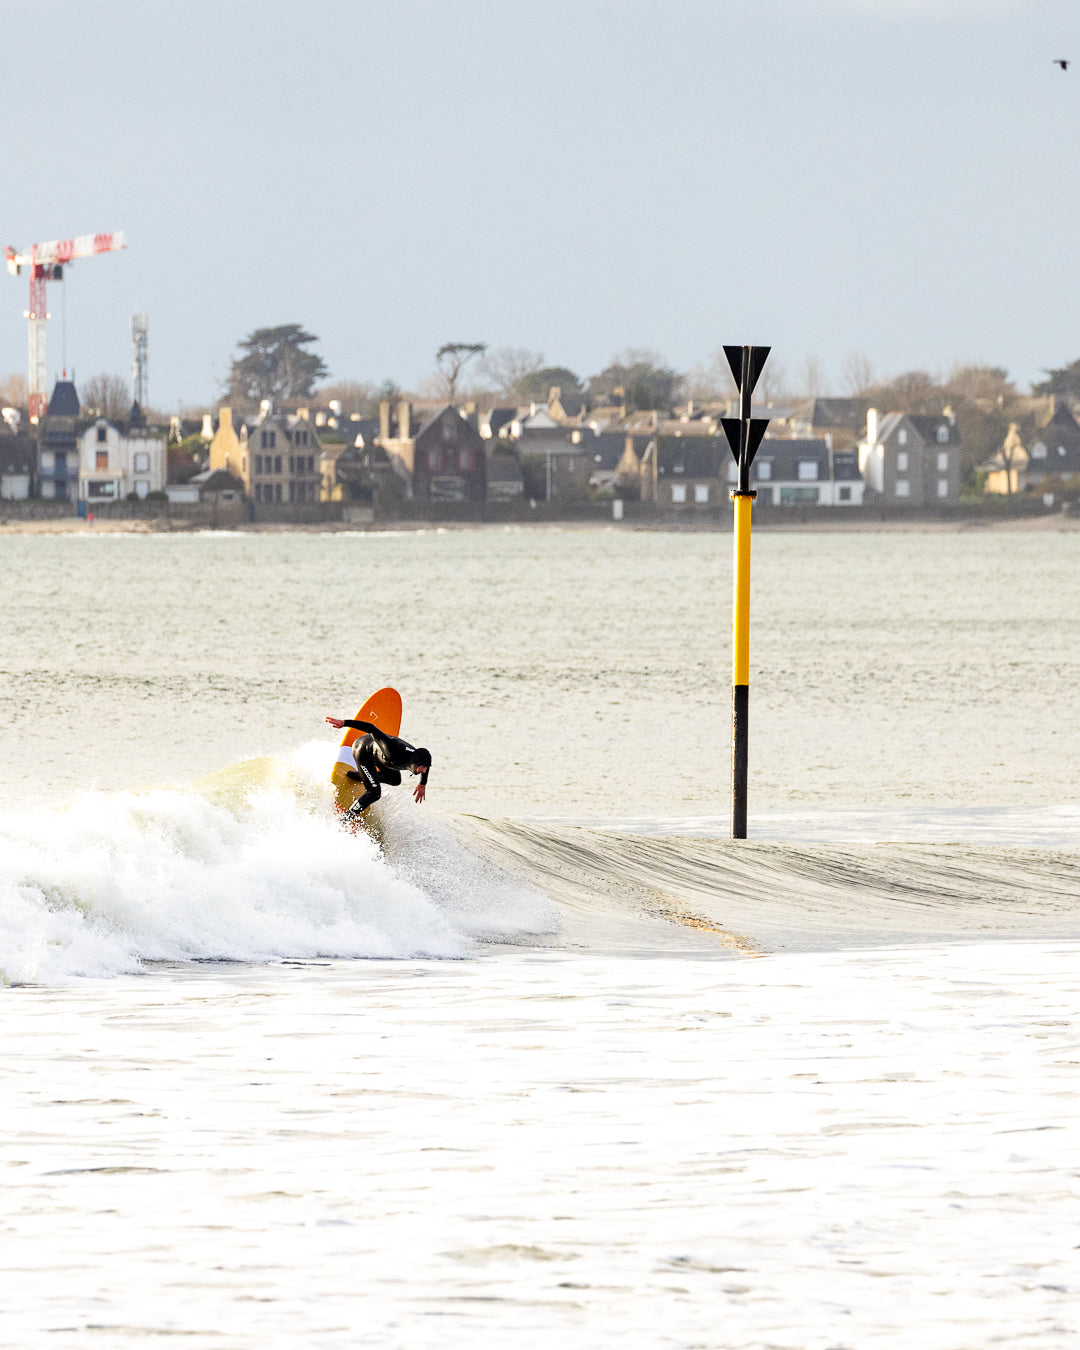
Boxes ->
[1032,442,1047,459]
[937,426,949,443]
[96,426,107,444]
[798,461,818,481]
[757,461,772,480]
[1059,445,1067,457]
[898,429,908,445]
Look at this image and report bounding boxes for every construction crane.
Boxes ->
[5,231,127,421]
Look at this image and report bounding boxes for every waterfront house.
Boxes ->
[751,438,863,506]
[37,380,80,500]
[0,432,34,499]
[1024,401,1080,487]
[78,404,167,503]
[858,409,961,505]
[641,435,725,508]
[249,409,322,504]
[379,402,487,504]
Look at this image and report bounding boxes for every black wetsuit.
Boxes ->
[344,719,429,813]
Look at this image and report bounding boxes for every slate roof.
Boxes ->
[486,407,516,438]
[1042,401,1080,435]
[907,414,959,445]
[755,438,831,481]
[0,437,33,474]
[47,380,80,417]
[655,436,725,478]
[806,397,869,431]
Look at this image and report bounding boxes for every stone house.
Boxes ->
[379,402,487,504]
[858,409,961,505]
[248,410,322,504]
[1024,401,1080,486]
[641,436,726,508]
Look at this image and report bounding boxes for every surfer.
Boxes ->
[325,715,431,816]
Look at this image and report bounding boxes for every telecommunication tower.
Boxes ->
[4,231,127,421]
[131,314,149,407]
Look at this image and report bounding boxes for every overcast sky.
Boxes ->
[1,0,1077,408]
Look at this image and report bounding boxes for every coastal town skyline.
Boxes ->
[1,0,1077,407]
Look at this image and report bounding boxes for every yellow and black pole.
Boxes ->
[720,345,771,840]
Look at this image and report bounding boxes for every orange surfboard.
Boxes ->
[330,687,403,813]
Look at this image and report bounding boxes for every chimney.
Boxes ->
[201,413,214,439]
[866,407,878,445]
[397,399,411,440]
[219,407,233,433]
[379,400,390,443]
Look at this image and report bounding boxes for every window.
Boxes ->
[756,461,772,480]
[97,426,107,444]
[427,449,442,471]
[96,450,108,470]
[307,456,315,473]
[937,451,948,472]
[727,461,738,482]
[797,461,818,481]
[134,452,149,472]
[937,479,948,498]
[135,481,149,500]
[895,479,910,498]
[671,483,687,503]
[898,429,908,445]
[254,455,262,475]
[274,455,282,474]
[779,486,819,505]
[260,430,277,450]
[40,450,54,470]
[458,449,473,472]
[88,480,116,497]
[1058,445,1067,457]
[274,483,282,502]
[896,451,908,471]
[1032,442,1047,459]
[694,484,709,504]
[838,486,852,502]
[937,426,949,443]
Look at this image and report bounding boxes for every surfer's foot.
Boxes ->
[345,770,362,782]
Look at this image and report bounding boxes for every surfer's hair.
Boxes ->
[412,748,432,769]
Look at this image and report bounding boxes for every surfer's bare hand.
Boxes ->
[413,783,426,805]
[325,716,345,729]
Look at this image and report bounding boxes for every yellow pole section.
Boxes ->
[732,492,752,685]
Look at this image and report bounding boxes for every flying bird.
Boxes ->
[1054,59,1069,70]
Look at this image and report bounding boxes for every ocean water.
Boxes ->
[2,526,1079,1347]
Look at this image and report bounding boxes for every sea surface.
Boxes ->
[2,526,1079,1348]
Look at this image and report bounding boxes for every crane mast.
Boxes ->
[5,231,127,421]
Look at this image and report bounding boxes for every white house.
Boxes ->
[78,409,167,503]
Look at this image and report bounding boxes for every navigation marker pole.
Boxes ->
[720,345,771,840]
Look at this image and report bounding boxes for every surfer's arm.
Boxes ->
[413,780,426,804]
[324,717,379,734]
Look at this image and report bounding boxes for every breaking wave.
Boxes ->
[3,745,1078,984]
[0,749,558,984]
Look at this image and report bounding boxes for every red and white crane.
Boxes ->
[5,231,127,421]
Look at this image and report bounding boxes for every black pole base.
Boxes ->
[731,683,749,839]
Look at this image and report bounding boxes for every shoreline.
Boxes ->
[1,513,1078,535]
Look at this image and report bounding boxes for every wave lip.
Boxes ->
[0,760,557,984]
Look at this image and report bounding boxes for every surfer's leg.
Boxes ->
[348,738,382,812]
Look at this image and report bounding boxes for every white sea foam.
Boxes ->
[0,751,557,985]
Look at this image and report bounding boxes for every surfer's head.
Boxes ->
[412,748,432,776]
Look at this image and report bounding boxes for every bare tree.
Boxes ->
[797,355,828,398]
[947,363,1015,406]
[435,343,487,402]
[840,351,875,395]
[318,380,380,417]
[81,373,131,420]
[0,372,26,408]
[684,350,737,403]
[478,347,545,400]
[756,358,788,404]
